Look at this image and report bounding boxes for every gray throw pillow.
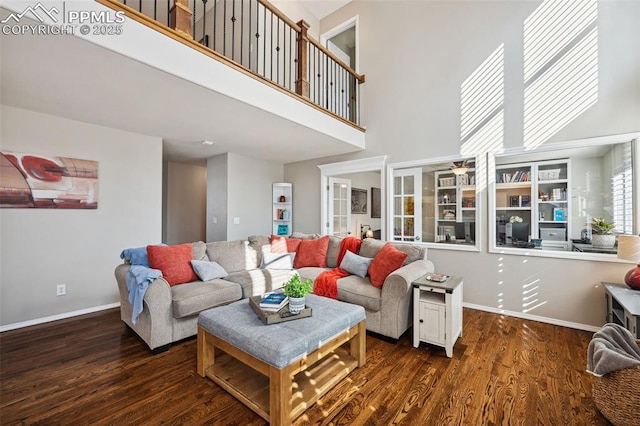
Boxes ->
[190,260,228,281]
[261,252,295,270]
[339,250,373,278]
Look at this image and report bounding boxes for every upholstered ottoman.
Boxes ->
[197,294,366,425]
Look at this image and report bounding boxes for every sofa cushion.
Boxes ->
[191,260,228,281]
[295,266,331,282]
[368,243,408,288]
[359,239,425,265]
[248,235,270,266]
[337,275,381,312]
[206,240,259,273]
[270,235,302,254]
[325,236,343,268]
[171,279,241,318]
[294,236,330,268]
[147,243,197,286]
[290,232,321,239]
[340,250,373,278]
[192,241,208,261]
[223,269,296,298]
[261,252,295,270]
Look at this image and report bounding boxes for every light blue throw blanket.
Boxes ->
[126,265,162,325]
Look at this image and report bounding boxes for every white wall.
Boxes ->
[284,0,640,329]
[227,152,283,240]
[0,106,163,327]
[165,162,207,244]
[207,153,229,242]
[207,152,283,241]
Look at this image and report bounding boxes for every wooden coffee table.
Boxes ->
[197,294,366,425]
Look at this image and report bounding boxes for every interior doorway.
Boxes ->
[320,16,359,72]
[318,156,386,239]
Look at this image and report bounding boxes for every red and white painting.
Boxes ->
[0,151,98,209]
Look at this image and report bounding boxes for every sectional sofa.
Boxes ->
[115,234,435,352]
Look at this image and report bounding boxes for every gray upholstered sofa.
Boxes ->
[115,234,434,352]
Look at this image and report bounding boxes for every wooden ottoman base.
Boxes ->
[197,320,366,425]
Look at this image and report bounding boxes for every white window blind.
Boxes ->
[611,142,633,235]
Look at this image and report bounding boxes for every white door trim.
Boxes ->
[318,156,387,237]
[320,15,359,73]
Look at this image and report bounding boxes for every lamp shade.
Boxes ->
[617,235,640,290]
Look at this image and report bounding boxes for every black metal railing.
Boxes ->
[111,0,364,126]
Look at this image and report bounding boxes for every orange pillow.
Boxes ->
[368,243,408,288]
[293,236,329,268]
[147,243,197,286]
[270,235,303,253]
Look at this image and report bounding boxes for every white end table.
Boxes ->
[412,275,463,358]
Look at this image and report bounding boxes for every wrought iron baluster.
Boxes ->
[276,17,280,85]
[213,0,216,50]
[153,0,157,21]
[202,0,208,47]
[248,0,252,69]
[269,12,273,80]
[262,5,266,77]
[240,0,244,65]
[231,0,236,61]
[223,0,227,56]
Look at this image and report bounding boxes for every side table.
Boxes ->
[412,275,463,358]
[603,282,640,338]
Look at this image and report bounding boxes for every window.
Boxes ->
[388,157,479,250]
[489,136,637,259]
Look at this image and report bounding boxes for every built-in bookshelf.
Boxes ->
[435,169,476,243]
[272,183,292,236]
[494,160,570,248]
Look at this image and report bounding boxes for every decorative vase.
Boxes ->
[592,234,615,248]
[288,296,305,314]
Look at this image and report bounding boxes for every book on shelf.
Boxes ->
[259,293,289,311]
[425,273,449,283]
[497,171,530,183]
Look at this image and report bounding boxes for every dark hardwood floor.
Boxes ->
[1,307,609,425]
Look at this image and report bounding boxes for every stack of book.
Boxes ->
[259,293,289,312]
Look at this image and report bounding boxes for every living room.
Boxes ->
[1,0,639,424]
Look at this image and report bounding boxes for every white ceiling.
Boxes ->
[299,0,353,20]
[0,6,361,165]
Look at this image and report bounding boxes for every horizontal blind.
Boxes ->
[611,142,633,235]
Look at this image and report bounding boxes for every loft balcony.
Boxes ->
[0,0,365,163]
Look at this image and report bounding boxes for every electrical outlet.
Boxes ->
[56,284,66,296]
[233,217,240,225]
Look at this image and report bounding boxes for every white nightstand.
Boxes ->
[412,275,463,358]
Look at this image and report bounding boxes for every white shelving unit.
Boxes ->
[272,183,292,236]
[494,160,570,248]
[434,169,476,243]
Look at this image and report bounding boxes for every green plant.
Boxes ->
[591,217,615,235]
[282,274,313,298]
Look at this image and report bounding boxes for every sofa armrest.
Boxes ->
[114,264,174,349]
[381,259,435,300]
[377,259,435,339]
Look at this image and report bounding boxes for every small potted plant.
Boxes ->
[282,274,313,314]
[590,217,616,248]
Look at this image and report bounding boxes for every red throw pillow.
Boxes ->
[147,243,197,286]
[270,235,302,253]
[368,243,408,288]
[293,236,329,268]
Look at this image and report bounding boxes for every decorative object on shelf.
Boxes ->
[553,208,566,222]
[351,187,367,214]
[371,187,381,218]
[591,217,616,248]
[279,195,286,202]
[617,235,640,290]
[450,161,469,176]
[509,195,520,207]
[277,224,289,236]
[282,274,313,314]
[509,216,523,223]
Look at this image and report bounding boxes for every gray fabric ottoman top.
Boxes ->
[198,294,366,369]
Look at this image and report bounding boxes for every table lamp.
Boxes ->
[617,235,640,290]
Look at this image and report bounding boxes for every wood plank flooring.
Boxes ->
[0,308,609,425]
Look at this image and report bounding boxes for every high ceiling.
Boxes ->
[0,4,362,165]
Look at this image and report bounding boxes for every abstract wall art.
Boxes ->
[0,151,98,209]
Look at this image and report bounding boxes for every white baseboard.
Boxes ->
[463,303,601,333]
[0,303,120,332]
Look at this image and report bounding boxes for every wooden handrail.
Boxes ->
[257,0,302,33]
[308,36,365,83]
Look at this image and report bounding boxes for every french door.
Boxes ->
[392,168,422,241]
[328,177,351,237]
